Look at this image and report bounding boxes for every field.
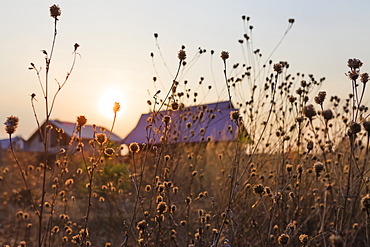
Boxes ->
[1,5,370,247]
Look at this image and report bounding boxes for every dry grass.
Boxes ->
[1,5,370,247]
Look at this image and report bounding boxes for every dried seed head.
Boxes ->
[113,102,121,113]
[50,4,61,19]
[322,109,333,121]
[220,51,229,61]
[303,104,316,120]
[363,121,370,133]
[307,140,314,150]
[229,111,239,121]
[273,63,283,74]
[350,122,361,134]
[178,50,186,61]
[347,58,363,70]
[314,91,326,105]
[96,133,107,145]
[252,184,264,195]
[361,73,369,83]
[129,142,140,153]
[4,115,19,135]
[278,233,289,245]
[104,148,115,156]
[77,115,87,127]
[162,115,171,124]
[313,162,324,175]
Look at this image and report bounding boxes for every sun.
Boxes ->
[99,89,125,118]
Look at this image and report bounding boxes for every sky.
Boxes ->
[1,0,370,140]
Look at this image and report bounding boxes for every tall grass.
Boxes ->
[1,5,370,247]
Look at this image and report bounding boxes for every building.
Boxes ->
[25,120,122,154]
[122,101,239,146]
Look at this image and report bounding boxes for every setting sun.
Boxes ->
[99,89,124,118]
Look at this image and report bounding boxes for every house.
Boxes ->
[25,119,122,154]
[0,136,25,151]
[122,101,239,146]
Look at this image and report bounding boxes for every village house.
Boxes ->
[122,101,240,146]
[24,119,122,154]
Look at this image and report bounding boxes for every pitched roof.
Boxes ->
[49,120,122,143]
[122,101,238,145]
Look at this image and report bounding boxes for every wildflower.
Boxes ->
[322,109,333,121]
[162,115,171,124]
[171,102,179,111]
[303,104,316,120]
[288,18,295,24]
[314,91,326,105]
[252,184,264,195]
[350,122,361,134]
[285,164,293,173]
[178,50,186,60]
[363,121,370,133]
[273,63,283,74]
[278,233,290,245]
[220,51,229,61]
[74,43,80,51]
[137,220,147,230]
[50,4,61,19]
[313,162,324,175]
[129,142,140,153]
[96,133,107,145]
[229,110,239,121]
[104,148,115,156]
[113,102,121,113]
[76,115,87,127]
[347,58,363,70]
[360,72,369,83]
[157,201,168,214]
[4,115,19,135]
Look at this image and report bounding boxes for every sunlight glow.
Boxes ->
[99,89,125,118]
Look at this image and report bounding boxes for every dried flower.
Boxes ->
[307,140,314,151]
[4,116,19,135]
[361,73,369,83]
[303,104,316,120]
[273,63,283,74]
[178,50,186,60]
[162,115,171,124]
[104,148,115,156]
[96,133,107,145]
[322,109,333,121]
[363,121,370,133]
[77,115,87,127]
[252,184,264,195]
[230,111,239,121]
[347,58,363,70]
[314,91,326,105]
[350,122,361,134]
[220,51,229,61]
[278,233,289,245]
[313,162,324,175]
[113,102,121,113]
[50,4,61,19]
[129,142,140,153]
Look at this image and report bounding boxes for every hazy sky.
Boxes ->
[1,0,370,140]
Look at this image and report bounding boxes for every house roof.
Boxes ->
[27,120,122,143]
[122,101,238,145]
